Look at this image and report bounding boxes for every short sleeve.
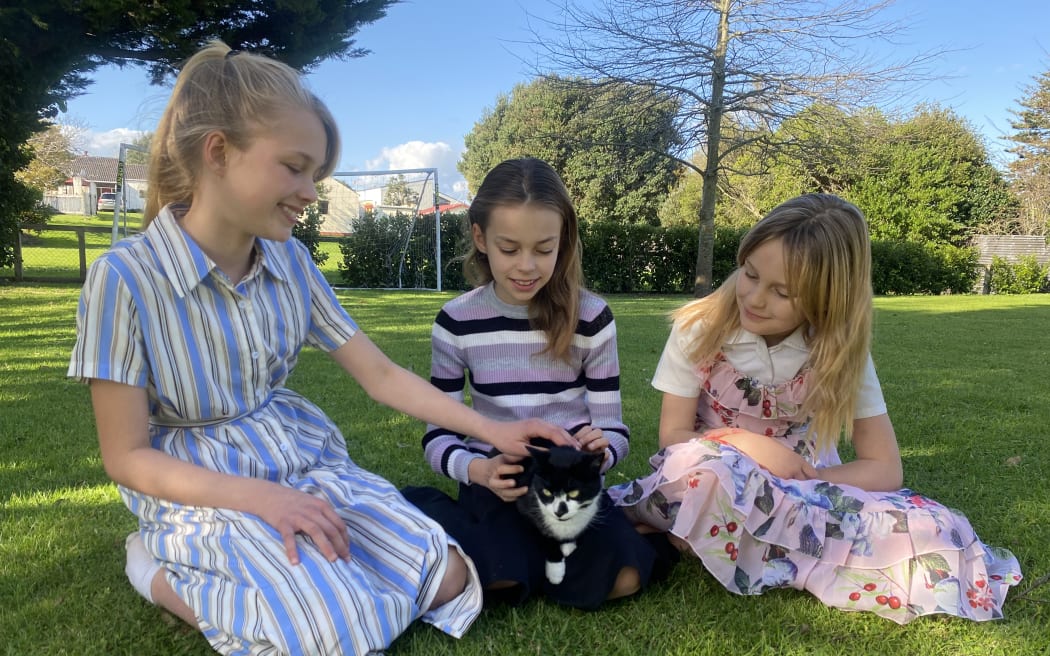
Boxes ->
[67,257,148,387]
[651,323,702,398]
[855,354,887,418]
[298,242,357,352]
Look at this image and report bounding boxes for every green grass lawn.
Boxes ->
[1,286,1048,655]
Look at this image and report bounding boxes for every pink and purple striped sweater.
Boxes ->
[422,282,630,484]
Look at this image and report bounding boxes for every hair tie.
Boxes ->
[225,49,242,60]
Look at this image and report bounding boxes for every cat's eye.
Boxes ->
[567,490,579,499]
[541,489,553,498]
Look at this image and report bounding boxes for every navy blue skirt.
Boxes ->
[401,483,677,610]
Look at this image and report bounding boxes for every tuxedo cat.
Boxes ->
[512,437,605,585]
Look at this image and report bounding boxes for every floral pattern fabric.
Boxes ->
[610,355,1021,624]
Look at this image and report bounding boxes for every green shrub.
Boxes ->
[338,210,469,290]
[871,240,978,295]
[437,211,470,291]
[579,222,745,294]
[292,202,329,266]
[336,210,985,296]
[989,254,1050,294]
[340,211,418,287]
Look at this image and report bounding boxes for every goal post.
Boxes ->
[325,168,447,291]
[112,142,150,245]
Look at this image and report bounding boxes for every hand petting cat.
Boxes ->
[574,425,611,468]
[467,453,528,502]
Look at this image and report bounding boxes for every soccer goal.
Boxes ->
[111,142,150,244]
[322,168,450,291]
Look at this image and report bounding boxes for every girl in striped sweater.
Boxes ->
[403,158,675,610]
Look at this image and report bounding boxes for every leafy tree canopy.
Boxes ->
[15,123,80,195]
[0,0,397,267]
[711,103,1017,246]
[124,133,154,166]
[1007,68,1050,235]
[384,174,419,208]
[460,75,681,225]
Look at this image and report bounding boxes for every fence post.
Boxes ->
[77,228,88,282]
[14,229,24,282]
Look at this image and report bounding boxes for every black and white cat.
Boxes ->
[512,437,605,585]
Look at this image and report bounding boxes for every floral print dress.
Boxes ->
[609,354,1022,624]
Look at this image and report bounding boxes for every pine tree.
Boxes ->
[1007,69,1050,234]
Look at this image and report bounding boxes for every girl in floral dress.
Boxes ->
[610,193,1021,624]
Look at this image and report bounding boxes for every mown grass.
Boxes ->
[1,286,1048,655]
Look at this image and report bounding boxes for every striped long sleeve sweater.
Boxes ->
[422,282,630,484]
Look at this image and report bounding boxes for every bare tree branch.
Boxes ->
[524,0,949,294]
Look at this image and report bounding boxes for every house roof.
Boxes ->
[68,156,148,184]
[973,235,1050,265]
[418,202,469,216]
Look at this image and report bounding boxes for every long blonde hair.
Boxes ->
[463,158,584,361]
[674,193,874,451]
[143,41,339,226]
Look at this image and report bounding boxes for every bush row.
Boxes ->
[336,212,1008,296]
[988,255,1050,294]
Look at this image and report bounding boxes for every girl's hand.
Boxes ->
[710,428,817,481]
[484,418,576,457]
[252,483,351,565]
[574,425,610,465]
[469,454,527,502]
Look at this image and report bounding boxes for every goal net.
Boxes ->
[320,168,449,291]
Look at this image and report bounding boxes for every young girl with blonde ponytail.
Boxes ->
[68,42,569,654]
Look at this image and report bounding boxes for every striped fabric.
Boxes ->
[68,206,481,655]
[422,283,630,484]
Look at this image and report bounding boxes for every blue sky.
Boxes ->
[60,0,1050,201]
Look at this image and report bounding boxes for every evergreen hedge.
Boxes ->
[337,212,986,296]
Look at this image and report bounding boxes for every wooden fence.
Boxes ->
[2,225,121,283]
[2,225,345,285]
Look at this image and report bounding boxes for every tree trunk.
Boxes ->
[692,0,730,297]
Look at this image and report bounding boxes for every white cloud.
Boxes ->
[451,179,469,197]
[79,128,148,157]
[363,141,467,201]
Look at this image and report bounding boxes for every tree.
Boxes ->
[1006,68,1050,236]
[383,174,419,208]
[124,133,154,166]
[0,0,397,267]
[851,106,1014,244]
[460,75,681,224]
[531,0,941,295]
[718,104,1016,245]
[15,122,81,195]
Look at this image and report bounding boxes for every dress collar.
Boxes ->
[146,205,288,297]
[724,325,809,352]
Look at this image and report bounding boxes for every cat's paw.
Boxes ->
[560,541,577,557]
[546,560,565,585]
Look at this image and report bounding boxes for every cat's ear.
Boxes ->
[585,450,604,475]
[528,436,557,451]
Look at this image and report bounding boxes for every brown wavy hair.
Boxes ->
[673,193,874,452]
[143,41,339,227]
[463,158,584,361]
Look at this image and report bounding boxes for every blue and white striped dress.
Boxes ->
[68,206,481,655]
